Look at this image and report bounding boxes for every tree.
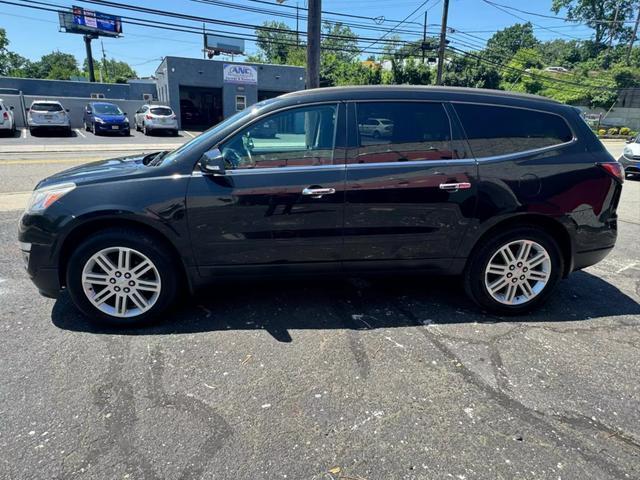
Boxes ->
[0,28,31,77]
[31,51,80,80]
[551,0,635,45]
[442,54,501,89]
[486,23,539,63]
[84,58,137,83]
[250,21,299,64]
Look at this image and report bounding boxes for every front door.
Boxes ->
[344,101,478,269]
[187,102,346,274]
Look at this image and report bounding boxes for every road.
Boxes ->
[0,141,638,479]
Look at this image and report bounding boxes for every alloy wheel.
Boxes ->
[81,246,162,318]
[484,239,551,306]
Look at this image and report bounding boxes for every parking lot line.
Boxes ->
[74,128,86,138]
[183,130,195,138]
[21,128,27,139]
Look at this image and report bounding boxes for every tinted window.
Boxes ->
[150,107,173,116]
[454,103,573,157]
[219,104,338,169]
[93,104,123,115]
[355,102,456,163]
[31,103,63,112]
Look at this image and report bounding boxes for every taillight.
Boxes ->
[597,162,625,183]
[2,112,8,120]
[146,114,153,120]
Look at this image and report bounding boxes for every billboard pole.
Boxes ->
[84,34,96,83]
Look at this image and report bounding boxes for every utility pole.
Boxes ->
[307,0,321,89]
[84,34,97,83]
[422,10,428,63]
[436,0,450,85]
[607,1,621,62]
[203,23,207,59]
[296,2,300,46]
[100,40,110,83]
[627,7,640,65]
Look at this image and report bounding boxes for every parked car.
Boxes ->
[544,66,570,73]
[83,102,130,136]
[250,118,278,138]
[134,105,179,136]
[358,117,394,138]
[620,135,640,177]
[180,99,202,125]
[19,86,623,326]
[0,99,16,136]
[27,100,71,136]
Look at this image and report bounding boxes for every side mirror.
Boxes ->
[199,148,226,175]
[9,106,14,111]
[626,138,633,144]
[65,109,70,113]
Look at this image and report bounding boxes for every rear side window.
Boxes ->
[354,102,457,163]
[31,103,62,112]
[150,107,173,116]
[454,103,573,158]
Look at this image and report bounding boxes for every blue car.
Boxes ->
[83,102,130,136]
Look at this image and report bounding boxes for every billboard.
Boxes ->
[223,64,258,85]
[205,35,245,55]
[58,6,122,37]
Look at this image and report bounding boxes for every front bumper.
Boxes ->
[19,240,61,298]
[95,122,129,132]
[619,155,640,174]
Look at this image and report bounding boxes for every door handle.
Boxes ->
[302,187,336,198]
[439,182,472,192]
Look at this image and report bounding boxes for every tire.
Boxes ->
[135,121,140,132]
[66,228,179,327]
[373,130,381,139]
[464,226,563,315]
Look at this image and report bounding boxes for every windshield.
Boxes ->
[162,99,277,164]
[93,104,123,115]
[32,103,62,112]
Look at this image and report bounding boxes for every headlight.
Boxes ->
[623,147,633,158]
[95,117,105,124]
[124,117,130,124]
[26,183,76,214]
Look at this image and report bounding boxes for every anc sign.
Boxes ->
[223,64,258,85]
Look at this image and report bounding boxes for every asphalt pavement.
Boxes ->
[0,141,638,479]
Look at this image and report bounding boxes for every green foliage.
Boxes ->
[620,127,631,135]
[442,53,501,89]
[598,129,607,136]
[486,23,539,63]
[551,0,635,45]
[84,58,138,83]
[608,127,620,135]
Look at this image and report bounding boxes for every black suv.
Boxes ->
[19,86,623,325]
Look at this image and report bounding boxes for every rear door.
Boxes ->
[343,100,478,269]
[187,102,346,275]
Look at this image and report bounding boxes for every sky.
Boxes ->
[0,0,599,77]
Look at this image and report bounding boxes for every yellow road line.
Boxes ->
[0,158,103,166]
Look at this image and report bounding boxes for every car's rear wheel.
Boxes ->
[464,227,563,315]
[66,229,178,326]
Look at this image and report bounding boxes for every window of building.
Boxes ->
[354,102,456,164]
[219,103,338,169]
[236,95,247,112]
[453,103,574,158]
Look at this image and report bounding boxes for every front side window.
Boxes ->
[453,103,574,158]
[354,102,456,163]
[219,104,338,169]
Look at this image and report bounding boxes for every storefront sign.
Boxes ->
[223,64,258,85]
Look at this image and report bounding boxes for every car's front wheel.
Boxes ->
[66,229,178,326]
[464,227,563,315]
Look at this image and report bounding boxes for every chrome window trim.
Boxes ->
[346,159,476,170]
[450,100,577,160]
[192,163,345,177]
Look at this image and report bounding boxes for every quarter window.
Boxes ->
[453,103,573,157]
[354,102,457,163]
[219,104,338,169]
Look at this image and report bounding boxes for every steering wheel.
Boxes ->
[221,147,243,168]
